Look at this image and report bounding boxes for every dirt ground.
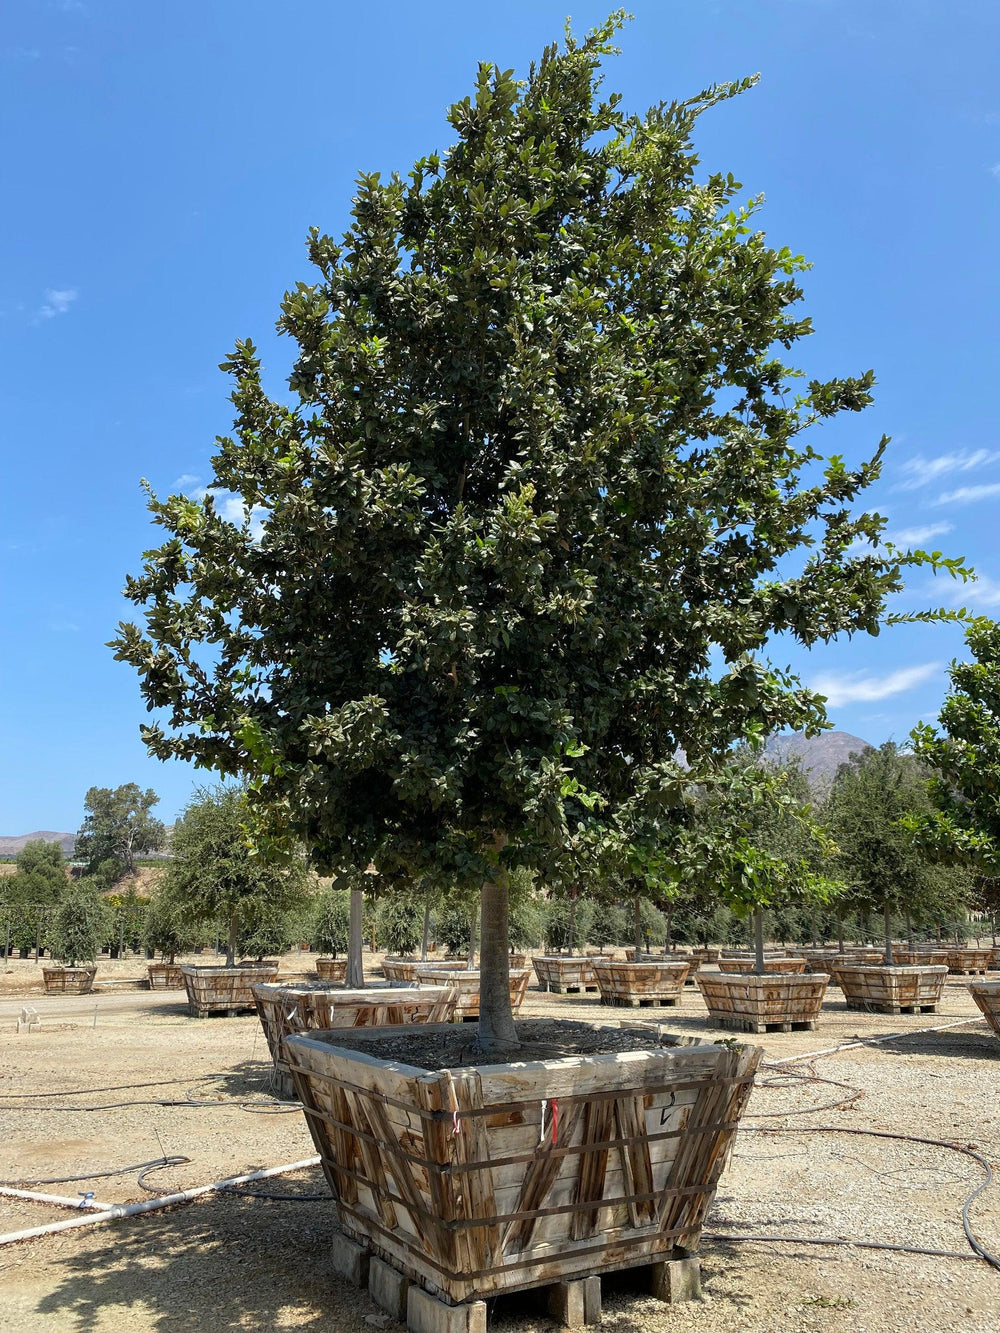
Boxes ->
[1,951,999,1333]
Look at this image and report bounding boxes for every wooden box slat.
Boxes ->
[416,969,531,1020]
[315,957,347,983]
[718,956,806,974]
[147,962,184,990]
[969,981,1000,1039]
[41,966,97,995]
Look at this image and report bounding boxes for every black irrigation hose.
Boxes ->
[747,1066,863,1117]
[1,1156,191,1190]
[732,1124,1000,1273]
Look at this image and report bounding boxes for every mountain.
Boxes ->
[0,830,76,859]
[764,730,873,795]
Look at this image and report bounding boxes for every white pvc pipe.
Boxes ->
[0,1186,112,1211]
[0,1155,322,1247]
[766,1015,985,1067]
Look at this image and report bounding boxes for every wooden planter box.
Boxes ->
[181,963,278,1017]
[801,949,841,973]
[622,951,701,984]
[508,953,528,970]
[252,983,457,1098]
[416,968,531,1021]
[285,1021,761,1307]
[697,971,829,1035]
[969,982,1000,1040]
[531,956,599,994]
[691,947,722,964]
[945,948,992,975]
[718,956,806,975]
[147,962,184,990]
[382,959,422,983]
[316,957,348,984]
[42,966,97,995]
[891,948,949,967]
[593,960,689,1008]
[839,947,884,962]
[830,964,948,1014]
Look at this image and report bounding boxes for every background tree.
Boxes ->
[4,840,67,907]
[910,619,1000,879]
[50,882,113,968]
[824,742,964,963]
[144,882,196,963]
[162,784,311,966]
[75,784,166,881]
[112,16,965,1052]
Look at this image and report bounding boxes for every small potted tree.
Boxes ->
[312,882,351,983]
[164,784,311,1016]
[692,754,832,1033]
[824,743,951,1013]
[144,885,194,988]
[44,882,112,994]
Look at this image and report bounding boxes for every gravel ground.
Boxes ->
[1,952,999,1332]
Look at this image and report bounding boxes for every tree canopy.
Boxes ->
[4,839,68,906]
[910,619,1000,876]
[74,783,166,880]
[161,784,312,966]
[111,15,964,1047]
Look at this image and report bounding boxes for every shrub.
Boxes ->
[51,882,113,966]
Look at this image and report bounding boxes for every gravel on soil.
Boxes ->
[1,950,999,1332]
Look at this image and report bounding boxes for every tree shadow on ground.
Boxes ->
[858,1025,998,1062]
[31,1191,371,1333]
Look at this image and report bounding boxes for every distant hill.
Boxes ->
[764,730,873,795]
[0,830,76,859]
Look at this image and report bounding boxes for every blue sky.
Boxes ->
[2,0,998,832]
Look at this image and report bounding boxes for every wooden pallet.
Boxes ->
[708,1015,819,1034]
[593,960,688,1008]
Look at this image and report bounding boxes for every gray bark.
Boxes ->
[421,903,430,962]
[883,900,893,966]
[347,887,365,988]
[477,874,519,1054]
[567,890,576,956]
[753,909,765,976]
[467,900,479,967]
[226,913,237,968]
[633,895,643,955]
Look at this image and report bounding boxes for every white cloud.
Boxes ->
[882,522,953,546]
[991,164,1000,178]
[892,448,1000,492]
[808,662,941,707]
[934,481,1000,506]
[36,287,78,320]
[172,473,202,492]
[933,571,1000,610]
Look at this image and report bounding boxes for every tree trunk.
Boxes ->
[663,907,673,955]
[836,911,845,954]
[906,910,914,949]
[477,874,518,1054]
[567,890,577,956]
[633,895,643,955]
[467,900,479,967]
[347,888,365,989]
[753,909,766,976]
[421,903,430,962]
[883,901,893,966]
[226,912,237,968]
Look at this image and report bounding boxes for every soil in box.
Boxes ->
[285,1018,761,1308]
[593,959,689,1007]
[697,971,828,1034]
[253,982,458,1098]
